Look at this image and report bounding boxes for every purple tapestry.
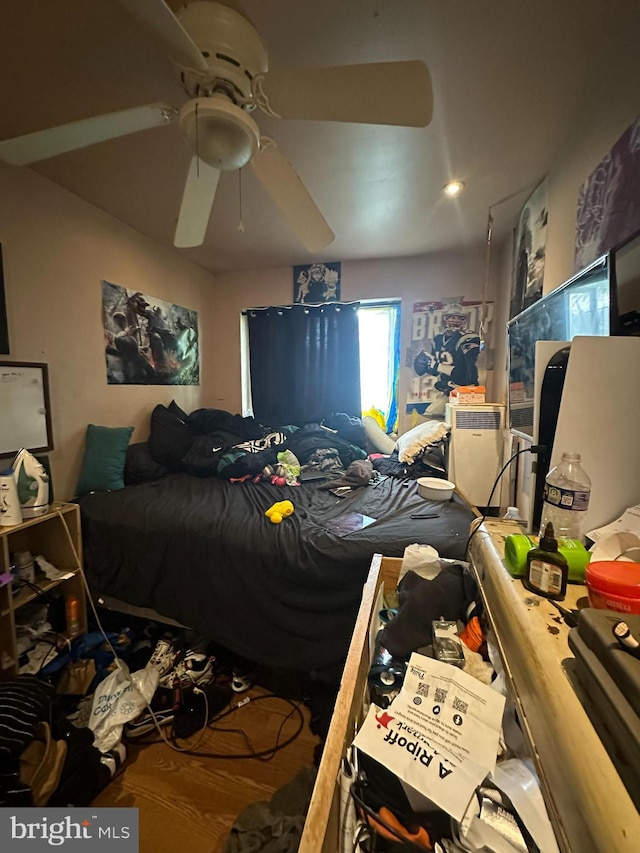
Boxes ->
[575,116,640,272]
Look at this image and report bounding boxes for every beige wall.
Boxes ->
[0,162,215,500]
[491,88,640,406]
[211,247,490,432]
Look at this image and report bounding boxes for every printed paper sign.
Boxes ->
[354,653,505,820]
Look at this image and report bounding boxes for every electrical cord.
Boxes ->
[464,445,546,557]
[169,693,305,759]
[16,576,52,600]
[54,507,202,754]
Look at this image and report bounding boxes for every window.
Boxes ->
[240,299,401,429]
[358,301,401,431]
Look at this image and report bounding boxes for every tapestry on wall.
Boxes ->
[293,262,341,304]
[510,178,548,320]
[0,244,9,354]
[102,281,199,385]
[575,115,640,273]
[406,299,494,416]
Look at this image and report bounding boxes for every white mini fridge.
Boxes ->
[445,403,505,509]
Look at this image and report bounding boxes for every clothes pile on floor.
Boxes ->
[3,613,261,806]
[0,676,122,807]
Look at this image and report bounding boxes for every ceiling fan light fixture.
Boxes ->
[178,98,259,171]
[443,180,465,198]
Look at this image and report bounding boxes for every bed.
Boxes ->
[77,407,475,672]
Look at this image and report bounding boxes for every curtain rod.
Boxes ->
[242,301,361,315]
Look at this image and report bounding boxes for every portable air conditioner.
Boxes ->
[445,403,505,509]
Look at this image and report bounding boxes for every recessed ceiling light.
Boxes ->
[443,180,465,197]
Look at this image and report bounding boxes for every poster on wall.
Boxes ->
[575,115,640,273]
[406,299,494,416]
[293,262,341,304]
[0,244,9,354]
[102,281,199,385]
[510,178,548,320]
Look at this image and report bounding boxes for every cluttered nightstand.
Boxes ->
[0,502,87,679]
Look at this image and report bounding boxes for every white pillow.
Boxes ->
[395,420,450,464]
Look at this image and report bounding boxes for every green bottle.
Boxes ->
[523,522,568,601]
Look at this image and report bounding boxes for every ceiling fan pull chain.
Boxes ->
[252,75,281,119]
[238,169,245,233]
[195,101,200,177]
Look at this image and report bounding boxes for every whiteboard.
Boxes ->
[0,361,53,457]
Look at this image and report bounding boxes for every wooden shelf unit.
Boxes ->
[0,502,87,678]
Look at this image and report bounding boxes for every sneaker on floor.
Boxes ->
[231,668,256,693]
[99,742,127,777]
[161,651,214,690]
[148,636,180,679]
[124,705,175,739]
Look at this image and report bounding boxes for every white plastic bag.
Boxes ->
[89,661,159,753]
[398,543,441,583]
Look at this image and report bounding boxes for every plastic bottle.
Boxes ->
[65,594,80,639]
[524,522,569,601]
[504,533,590,582]
[539,452,591,542]
[0,469,23,527]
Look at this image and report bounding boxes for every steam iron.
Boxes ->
[12,448,50,517]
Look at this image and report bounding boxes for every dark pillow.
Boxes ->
[124,442,169,486]
[75,424,134,496]
[148,404,195,470]
[168,399,190,424]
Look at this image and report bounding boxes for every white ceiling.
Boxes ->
[0,0,637,273]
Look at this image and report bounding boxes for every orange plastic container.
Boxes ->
[585,560,640,615]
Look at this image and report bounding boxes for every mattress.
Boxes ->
[78,472,475,671]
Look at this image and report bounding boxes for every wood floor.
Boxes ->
[94,688,320,853]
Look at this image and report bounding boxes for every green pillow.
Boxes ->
[75,424,134,496]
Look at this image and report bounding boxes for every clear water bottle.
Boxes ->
[539,452,591,542]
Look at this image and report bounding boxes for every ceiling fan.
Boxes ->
[0,0,433,252]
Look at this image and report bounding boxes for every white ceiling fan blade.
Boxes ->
[0,103,177,165]
[259,61,432,128]
[251,139,334,253]
[174,156,221,248]
[116,0,209,72]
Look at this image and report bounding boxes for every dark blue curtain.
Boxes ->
[247,302,361,426]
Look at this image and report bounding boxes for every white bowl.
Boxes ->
[417,477,455,501]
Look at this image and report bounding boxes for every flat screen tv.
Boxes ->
[507,253,616,439]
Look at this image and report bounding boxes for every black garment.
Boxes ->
[285,424,366,468]
[124,442,169,485]
[0,677,54,807]
[181,434,234,477]
[380,567,477,659]
[318,459,374,490]
[322,413,367,450]
[48,728,110,807]
[188,408,265,441]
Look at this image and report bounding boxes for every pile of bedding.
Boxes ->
[139,401,368,482]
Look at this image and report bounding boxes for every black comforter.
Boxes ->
[78,473,475,671]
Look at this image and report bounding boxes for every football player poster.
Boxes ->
[406,299,493,416]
